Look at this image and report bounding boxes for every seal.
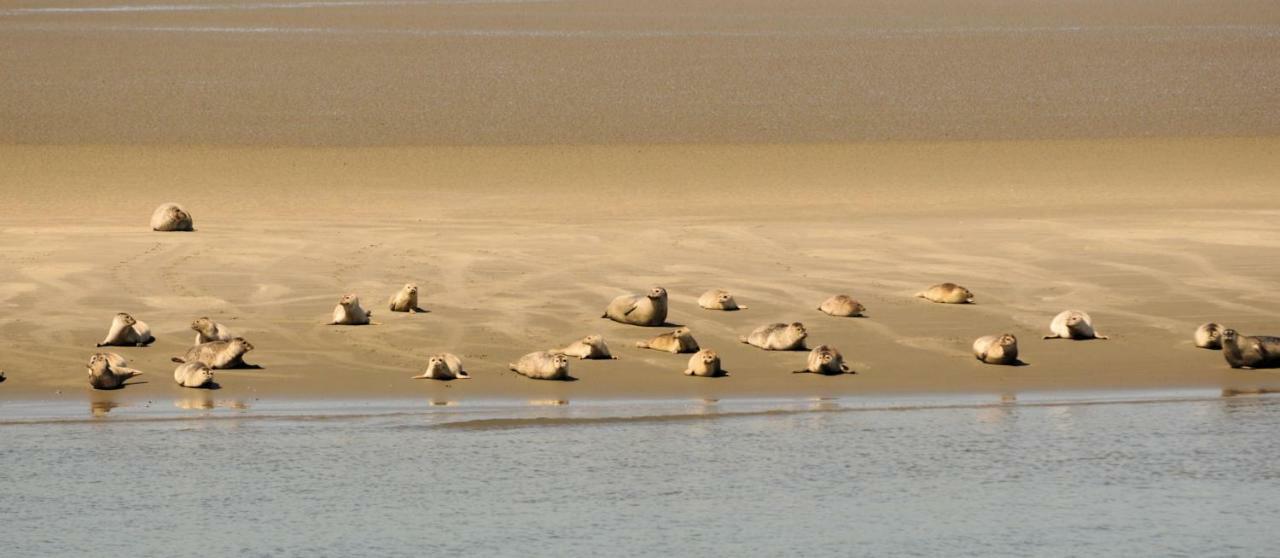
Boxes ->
[635,327,700,354]
[1220,329,1280,369]
[972,334,1020,365]
[683,349,727,377]
[739,322,808,351]
[171,337,258,369]
[329,294,374,325]
[150,202,194,232]
[697,289,747,311]
[388,283,425,313]
[97,312,155,347]
[86,352,143,390]
[818,295,866,317]
[509,351,572,381]
[411,353,470,380]
[1194,322,1224,350]
[602,286,669,326]
[173,361,217,388]
[555,334,618,360]
[191,317,234,345]
[1044,310,1108,340]
[915,283,974,304]
[792,345,852,374]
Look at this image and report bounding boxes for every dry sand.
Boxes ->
[1,140,1279,406]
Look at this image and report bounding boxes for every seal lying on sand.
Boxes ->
[602,287,668,326]
[973,334,1020,365]
[1044,310,1108,340]
[740,322,808,351]
[191,317,234,345]
[97,313,155,347]
[151,202,194,231]
[329,294,374,325]
[698,289,747,311]
[818,295,866,317]
[684,349,726,377]
[389,283,425,313]
[1194,323,1224,350]
[792,345,852,375]
[1220,329,1280,369]
[173,361,217,388]
[915,283,974,304]
[635,327,699,354]
[411,353,470,380]
[555,335,617,360]
[172,338,257,369]
[509,351,572,381]
[86,352,143,390]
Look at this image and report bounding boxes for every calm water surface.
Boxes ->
[2,394,1278,557]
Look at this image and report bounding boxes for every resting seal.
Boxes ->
[191,317,234,345]
[389,283,425,313]
[555,335,618,360]
[818,295,866,317]
[1220,329,1280,369]
[683,349,727,377]
[602,286,668,326]
[792,345,852,375]
[173,361,217,388]
[97,312,155,347]
[411,353,470,380]
[1194,323,1224,350]
[697,289,747,311]
[972,334,1020,365]
[172,337,258,369]
[1044,310,1108,340]
[509,351,572,381]
[915,283,974,304]
[635,327,700,354]
[329,294,374,325]
[151,202,194,231]
[740,322,808,351]
[86,352,143,390]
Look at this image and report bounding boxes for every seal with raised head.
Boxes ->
[697,289,747,311]
[973,334,1020,365]
[555,334,617,360]
[171,337,257,369]
[1044,310,1108,340]
[740,322,808,351]
[602,286,668,326]
[635,327,700,354]
[173,361,217,388]
[818,295,866,317]
[329,294,374,325]
[388,283,425,313]
[97,312,155,347]
[86,352,144,390]
[509,351,572,381]
[411,353,470,380]
[1194,323,1225,350]
[1220,329,1280,369]
[793,345,852,375]
[915,283,974,304]
[150,202,194,232]
[684,349,727,377]
[191,317,234,345]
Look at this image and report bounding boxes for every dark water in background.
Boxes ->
[2,394,1278,557]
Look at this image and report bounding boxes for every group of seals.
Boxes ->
[97,313,155,347]
[150,203,194,232]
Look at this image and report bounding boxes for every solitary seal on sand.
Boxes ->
[150,202,194,232]
[1044,310,1108,340]
[555,335,618,360]
[97,312,155,347]
[635,327,700,354]
[173,361,217,388]
[172,337,257,369]
[191,317,234,345]
[602,286,668,326]
[329,294,374,325]
[697,289,747,311]
[792,345,852,375]
[818,295,866,317]
[411,353,470,380]
[973,334,1020,365]
[1194,323,1225,350]
[740,322,808,351]
[684,349,727,377]
[86,352,144,390]
[388,283,425,313]
[509,351,572,381]
[1220,329,1280,369]
[915,283,974,304]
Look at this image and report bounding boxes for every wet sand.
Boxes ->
[1,140,1279,405]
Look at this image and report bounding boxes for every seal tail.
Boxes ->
[171,357,186,364]
[456,371,472,379]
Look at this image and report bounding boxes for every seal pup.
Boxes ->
[915,283,974,304]
[792,345,852,375]
[150,202,194,231]
[329,294,374,325]
[740,322,808,351]
[97,312,155,347]
[1220,329,1280,369]
[411,353,470,380]
[191,317,234,345]
[1194,323,1225,350]
[818,295,866,317]
[635,327,699,354]
[972,334,1021,365]
[1044,310,1108,340]
[555,334,618,360]
[697,289,747,311]
[86,352,143,390]
[172,337,257,369]
[388,283,425,313]
[509,351,572,381]
[683,349,727,377]
[173,361,217,388]
[602,286,669,326]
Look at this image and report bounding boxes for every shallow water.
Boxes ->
[2,394,1278,557]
